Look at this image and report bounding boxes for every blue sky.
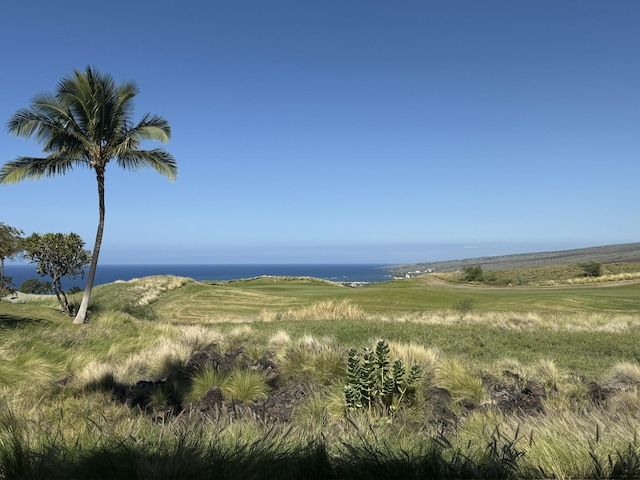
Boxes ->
[1,1,639,264]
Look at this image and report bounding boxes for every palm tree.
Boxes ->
[1,67,177,324]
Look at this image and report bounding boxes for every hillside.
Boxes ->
[386,242,640,277]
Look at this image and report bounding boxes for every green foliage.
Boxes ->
[0,276,15,298]
[464,265,485,282]
[18,278,52,294]
[22,232,91,315]
[580,261,602,277]
[0,222,23,296]
[344,340,422,413]
[454,298,475,317]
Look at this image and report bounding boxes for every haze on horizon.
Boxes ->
[1,1,638,265]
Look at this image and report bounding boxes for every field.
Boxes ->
[1,262,640,479]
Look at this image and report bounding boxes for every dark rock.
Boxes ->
[587,382,615,406]
[523,381,546,397]
[198,386,224,412]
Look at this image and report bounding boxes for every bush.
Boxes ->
[18,278,52,294]
[463,265,485,282]
[454,298,475,317]
[580,261,602,277]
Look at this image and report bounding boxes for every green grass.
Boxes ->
[152,276,640,322]
[2,267,640,478]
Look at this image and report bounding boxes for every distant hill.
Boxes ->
[386,242,640,278]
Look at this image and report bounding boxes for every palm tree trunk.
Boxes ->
[74,168,106,324]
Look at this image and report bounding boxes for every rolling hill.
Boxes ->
[387,242,640,277]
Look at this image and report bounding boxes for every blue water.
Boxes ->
[4,264,393,291]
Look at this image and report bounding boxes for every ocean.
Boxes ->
[4,264,393,291]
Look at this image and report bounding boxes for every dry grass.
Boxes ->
[267,330,292,353]
[371,310,640,333]
[564,272,640,285]
[279,334,346,385]
[456,404,640,480]
[75,322,225,386]
[126,275,193,306]
[387,341,439,374]
[261,299,366,321]
[606,361,640,390]
[435,358,486,407]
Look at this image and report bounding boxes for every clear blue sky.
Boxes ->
[1,1,639,264]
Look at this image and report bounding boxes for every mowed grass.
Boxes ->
[152,275,640,321]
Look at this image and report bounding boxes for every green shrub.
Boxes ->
[463,265,485,282]
[18,278,52,294]
[580,261,602,277]
[454,298,475,317]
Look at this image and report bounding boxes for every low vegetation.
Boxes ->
[435,261,640,287]
[1,266,640,478]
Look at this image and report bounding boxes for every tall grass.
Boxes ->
[261,298,366,321]
[435,359,486,408]
[279,335,346,385]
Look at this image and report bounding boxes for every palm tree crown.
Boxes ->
[1,66,177,323]
[3,67,176,182]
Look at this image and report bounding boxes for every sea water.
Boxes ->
[4,264,393,291]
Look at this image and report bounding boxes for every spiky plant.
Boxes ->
[344,340,422,414]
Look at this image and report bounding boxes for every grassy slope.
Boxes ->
[388,241,640,276]
[4,274,640,380]
[153,276,640,319]
[2,270,640,478]
[145,274,640,378]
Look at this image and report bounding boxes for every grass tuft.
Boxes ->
[607,362,640,389]
[224,368,269,402]
[280,335,346,385]
[435,359,486,407]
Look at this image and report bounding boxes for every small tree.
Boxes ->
[580,261,602,277]
[0,222,24,297]
[22,233,91,315]
[463,265,485,282]
[19,278,53,294]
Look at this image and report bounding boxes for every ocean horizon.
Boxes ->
[4,264,393,291]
